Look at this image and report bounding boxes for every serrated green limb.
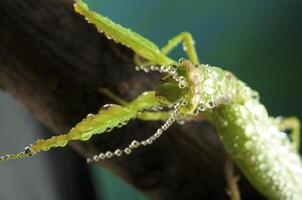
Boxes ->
[0,91,159,161]
[74,0,174,65]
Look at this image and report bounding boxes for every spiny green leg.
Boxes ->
[98,87,170,121]
[161,32,200,64]
[0,91,160,161]
[134,32,200,66]
[74,0,174,65]
[225,154,241,200]
[278,116,300,152]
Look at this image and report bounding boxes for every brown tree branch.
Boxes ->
[0,0,264,199]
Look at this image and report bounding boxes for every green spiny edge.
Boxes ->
[0,0,301,200]
[74,0,173,65]
[0,91,159,160]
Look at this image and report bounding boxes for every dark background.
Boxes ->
[0,0,301,199]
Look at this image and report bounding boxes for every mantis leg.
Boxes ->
[225,154,241,200]
[135,32,200,66]
[0,91,160,161]
[161,32,200,64]
[74,0,174,65]
[278,117,300,152]
[98,87,170,121]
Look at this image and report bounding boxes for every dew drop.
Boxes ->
[257,154,264,162]
[177,120,185,125]
[80,132,93,141]
[244,141,253,150]
[182,45,188,51]
[250,155,256,162]
[178,81,186,89]
[259,163,267,171]
[105,127,113,132]
[57,140,68,147]
[252,91,259,101]
[245,124,254,135]
[204,86,215,95]
[102,104,114,110]
[192,109,199,116]
[86,113,94,119]
[192,72,202,84]
[204,79,214,87]
[192,95,200,106]
[117,123,124,128]
[198,106,207,112]
[206,101,215,109]
[179,58,185,63]
[222,121,228,126]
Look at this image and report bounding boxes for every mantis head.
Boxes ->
[155,59,202,116]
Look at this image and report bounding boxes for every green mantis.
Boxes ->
[0,0,301,199]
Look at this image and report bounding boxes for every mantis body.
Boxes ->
[1,0,301,199]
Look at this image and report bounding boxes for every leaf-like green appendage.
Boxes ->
[74,0,173,65]
[0,91,159,161]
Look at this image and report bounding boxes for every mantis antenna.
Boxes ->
[87,100,182,162]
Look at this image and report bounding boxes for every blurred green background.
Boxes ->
[85,0,302,199]
[0,0,301,199]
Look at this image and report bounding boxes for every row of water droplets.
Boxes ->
[0,146,35,161]
[135,60,187,89]
[87,102,182,162]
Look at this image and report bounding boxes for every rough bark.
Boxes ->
[0,0,265,199]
